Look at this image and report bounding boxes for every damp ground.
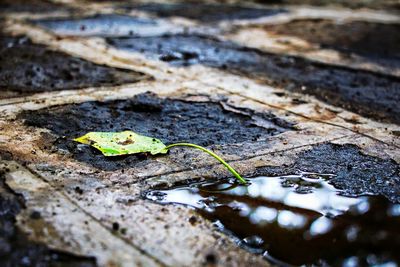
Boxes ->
[0,171,96,267]
[2,0,400,266]
[124,2,286,23]
[0,34,148,98]
[20,1,400,124]
[256,143,400,203]
[0,0,71,13]
[263,19,400,62]
[19,92,293,171]
[107,34,400,124]
[254,0,400,10]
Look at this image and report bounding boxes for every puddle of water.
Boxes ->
[33,14,181,37]
[145,173,400,266]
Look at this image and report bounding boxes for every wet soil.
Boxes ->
[146,173,400,266]
[254,0,400,10]
[0,0,69,13]
[33,14,173,37]
[264,19,400,60]
[19,92,293,171]
[107,34,400,124]
[256,143,400,203]
[0,35,148,98]
[0,171,97,267]
[126,2,286,22]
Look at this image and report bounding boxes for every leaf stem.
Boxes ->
[165,143,247,184]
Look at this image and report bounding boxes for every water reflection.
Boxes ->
[309,217,333,236]
[146,173,400,266]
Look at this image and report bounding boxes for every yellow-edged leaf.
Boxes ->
[74,131,167,156]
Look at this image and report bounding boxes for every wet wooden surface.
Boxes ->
[0,1,399,266]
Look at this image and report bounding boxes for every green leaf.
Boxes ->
[74,131,167,156]
[74,131,247,184]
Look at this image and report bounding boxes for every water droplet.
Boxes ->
[343,256,359,267]
[388,204,400,217]
[243,235,264,248]
[146,191,167,201]
[346,225,359,242]
[309,217,333,236]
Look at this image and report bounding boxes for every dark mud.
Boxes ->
[33,14,173,37]
[0,0,70,13]
[0,171,97,267]
[264,19,400,60]
[126,3,286,22]
[146,174,400,266]
[254,0,400,10]
[257,143,400,203]
[0,35,148,98]
[19,92,293,171]
[107,34,400,124]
